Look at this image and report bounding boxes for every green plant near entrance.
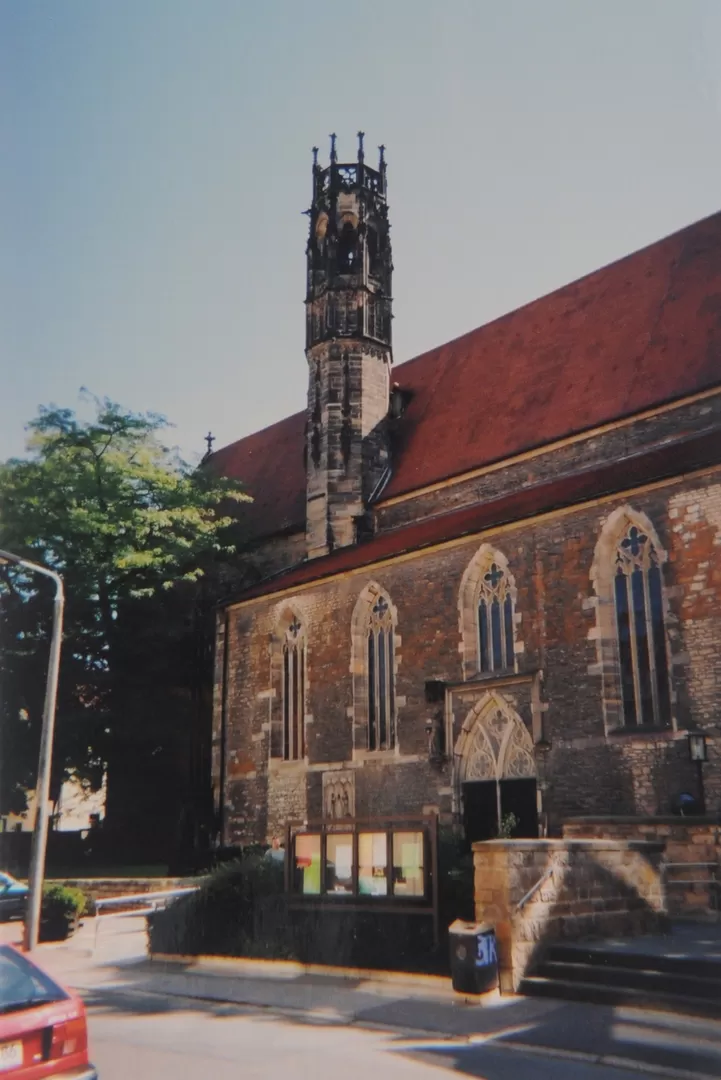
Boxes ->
[497,812,519,839]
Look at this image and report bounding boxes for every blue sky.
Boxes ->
[2,1,721,463]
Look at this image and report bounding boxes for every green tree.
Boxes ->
[0,396,249,838]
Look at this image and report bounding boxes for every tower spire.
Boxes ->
[303,134,393,559]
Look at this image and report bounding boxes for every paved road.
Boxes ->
[83,986,651,1080]
[7,916,721,1078]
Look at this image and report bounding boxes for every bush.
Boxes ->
[149,854,289,959]
[40,883,88,941]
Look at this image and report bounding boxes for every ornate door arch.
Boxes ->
[454,692,536,830]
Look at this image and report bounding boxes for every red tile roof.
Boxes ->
[209,211,721,538]
[208,410,306,540]
[225,429,721,605]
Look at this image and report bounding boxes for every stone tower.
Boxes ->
[305,133,393,559]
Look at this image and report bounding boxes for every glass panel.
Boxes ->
[358,832,388,896]
[378,629,387,748]
[632,567,653,723]
[293,834,321,895]
[368,631,376,750]
[649,564,670,725]
[491,598,502,671]
[291,647,299,759]
[0,948,67,1010]
[392,831,425,897]
[325,833,354,895]
[388,629,395,748]
[479,599,489,671]
[283,647,291,758]
[298,649,305,757]
[615,570,637,725]
[504,593,514,669]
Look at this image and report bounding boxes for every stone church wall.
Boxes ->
[215,463,721,845]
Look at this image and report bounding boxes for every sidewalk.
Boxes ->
[23,917,721,1080]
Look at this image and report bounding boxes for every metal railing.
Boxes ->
[91,886,199,953]
[517,864,555,912]
[661,862,720,919]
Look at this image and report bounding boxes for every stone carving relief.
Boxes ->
[322,770,355,820]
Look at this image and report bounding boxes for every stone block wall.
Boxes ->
[305,342,390,558]
[564,817,721,917]
[51,878,199,902]
[473,838,667,992]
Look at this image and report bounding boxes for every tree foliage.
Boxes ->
[0,396,250,822]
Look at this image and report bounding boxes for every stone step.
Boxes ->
[538,958,721,1001]
[544,942,721,981]
[519,974,721,1019]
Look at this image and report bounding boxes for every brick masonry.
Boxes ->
[214,395,721,846]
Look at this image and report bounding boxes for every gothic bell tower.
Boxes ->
[305,133,393,559]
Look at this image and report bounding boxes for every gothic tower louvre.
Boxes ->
[304,133,393,558]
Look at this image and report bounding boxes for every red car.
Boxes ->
[0,944,97,1079]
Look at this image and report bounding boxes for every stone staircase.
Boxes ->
[520,936,721,1017]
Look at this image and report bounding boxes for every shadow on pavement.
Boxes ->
[77,963,721,1080]
[391,1005,721,1080]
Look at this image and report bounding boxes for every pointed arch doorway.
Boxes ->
[455,694,538,843]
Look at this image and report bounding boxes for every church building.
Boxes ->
[208,135,721,847]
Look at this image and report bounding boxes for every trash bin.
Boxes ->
[448,919,499,995]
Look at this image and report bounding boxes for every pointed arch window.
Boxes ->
[367,595,396,751]
[282,617,306,760]
[613,524,670,727]
[478,562,515,673]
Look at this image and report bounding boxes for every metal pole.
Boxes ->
[0,549,64,953]
[698,759,707,817]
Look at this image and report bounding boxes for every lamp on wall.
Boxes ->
[688,732,708,816]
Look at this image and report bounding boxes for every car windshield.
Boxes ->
[0,946,68,1014]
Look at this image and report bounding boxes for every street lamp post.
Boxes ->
[0,548,64,951]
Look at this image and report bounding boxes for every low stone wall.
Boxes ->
[49,878,200,902]
[564,817,721,917]
[473,838,667,993]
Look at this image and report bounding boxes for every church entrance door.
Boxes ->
[462,777,538,842]
[455,693,538,844]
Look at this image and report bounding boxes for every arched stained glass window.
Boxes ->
[614,524,670,727]
[478,562,515,673]
[282,616,306,760]
[367,594,395,750]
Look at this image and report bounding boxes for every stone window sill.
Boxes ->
[606,725,676,740]
[269,758,308,773]
[353,749,399,762]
